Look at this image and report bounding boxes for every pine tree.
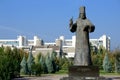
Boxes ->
[35,52,42,63]
[45,53,54,73]
[31,63,42,76]
[0,47,22,80]
[20,54,28,74]
[114,50,120,73]
[103,53,112,72]
[51,51,57,73]
[39,55,48,73]
[61,56,70,70]
[115,59,120,73]
[27,50,35,75]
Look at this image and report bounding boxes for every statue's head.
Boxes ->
[79,6,86,19]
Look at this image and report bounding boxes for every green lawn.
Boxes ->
[56,70,120,76]
[55,70,68,74]
[20,70,120,77]
[100,70,120,76]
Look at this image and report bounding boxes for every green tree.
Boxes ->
[31,53,42,76]
[35,52,42,63]
[39,55,48,73]
[0,55,11,80]
[20,54,28,74]
[12,47,21,77]
[51,51,57,73]
[61,56,71,70]
[0,47,22,80]
[31,63,42,76]
[57,55,73,71]
[92,54,104,69]
[27,50,35,75]
[91,46,105,70]
[103,53,112,72]
[19,49,28,62]
[45,53,54,73]
[114,49,120,73]
[97,46,106,54]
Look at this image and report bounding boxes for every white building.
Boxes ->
[56,35,110,58]
[0,35,110,58]
[62,35,110,50]
[90,35,110,51]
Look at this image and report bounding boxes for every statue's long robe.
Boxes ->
[71,18,95,66]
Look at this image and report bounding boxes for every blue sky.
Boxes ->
[0,0,120,50]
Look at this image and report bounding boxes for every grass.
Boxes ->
[20,70,68,77]
[20,70,120,77]
[55,70,68,74]
[55,70,120,76]
[56,69,120,74]
[100,70,120,76]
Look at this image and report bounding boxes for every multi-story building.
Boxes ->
[0,35,62,57]
[0,35,110,58]
[57,35,110,58]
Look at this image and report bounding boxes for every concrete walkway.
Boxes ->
[13,74,68,80]
[13,74,120,80]
[101,75,120,80]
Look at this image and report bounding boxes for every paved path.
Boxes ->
[13,74,68,80]
[13,74,120,80]
[101,75,120,80]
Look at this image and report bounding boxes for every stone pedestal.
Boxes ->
[60,66,100,80]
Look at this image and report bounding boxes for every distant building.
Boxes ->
[90,35,110,51]
[57,35,110,58]
[0,35,110,58]
[0,35,62,57]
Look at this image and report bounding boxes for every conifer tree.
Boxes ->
[115,58,120,73]
[27,48,35,75]
[45,53,54,73]
[114,50,120,73]
[35,52,42,63]
[103,53,112,72]
[39,55,48,73]
[20,54,28,74]
[0,47,23,80]
[51,51,57,73]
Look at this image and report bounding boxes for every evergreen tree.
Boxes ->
[0,47,22,80]
[103,53,112,72]
[45,53,54,73]
[51,51,57,73]
[20,54,28,74]
[27,50,35,75]
[91,46,105,70]
[58,57,64,70]
[12,47,21,77]
[61,56,70,70]
[39,55,48,73]
[35,52,42,63]
[114,49,120,73]
[31,53,42,76]
[31,63,42,76]
[115,58,120,73]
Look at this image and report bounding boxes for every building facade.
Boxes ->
[0,35,110,58]
[57,35,110,58]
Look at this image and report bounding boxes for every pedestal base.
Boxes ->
[60,66,100,80]
[60,77,106,80]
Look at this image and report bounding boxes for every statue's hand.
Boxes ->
[69,17,77,32]
[69,17,73,27]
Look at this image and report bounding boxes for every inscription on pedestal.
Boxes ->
[69,66,99,77]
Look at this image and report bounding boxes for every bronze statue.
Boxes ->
[69,6,95,66]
